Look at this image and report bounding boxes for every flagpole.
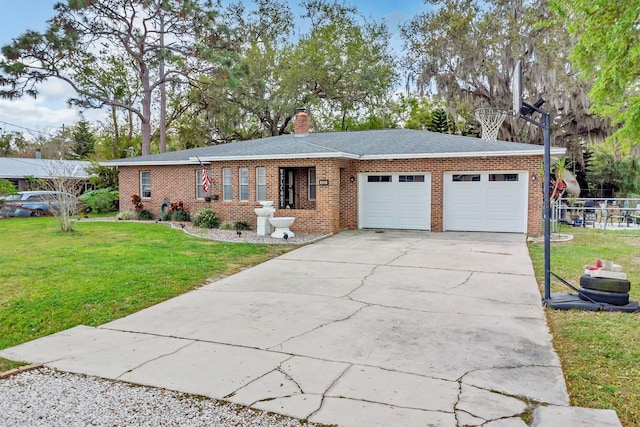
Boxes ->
[196,156,211,195]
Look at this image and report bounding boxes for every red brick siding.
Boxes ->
[118,155,543,236]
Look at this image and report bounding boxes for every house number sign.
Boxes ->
[279,168,285,208]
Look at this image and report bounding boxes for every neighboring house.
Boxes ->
[103,110,565,235]
[0,157,92,191]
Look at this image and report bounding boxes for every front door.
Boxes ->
[279,168,296,208]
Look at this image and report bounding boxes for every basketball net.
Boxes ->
[475,108,508,141]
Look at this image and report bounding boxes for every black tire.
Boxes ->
[579,288,630,306]
[580,274,631,294]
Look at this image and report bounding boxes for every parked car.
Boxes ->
[0,191,77,217]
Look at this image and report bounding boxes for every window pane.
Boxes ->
[140,171,151,198]
[452,174,480,182]
[308,168,316,201]
[399,175,425,183]
[256,167,266,201]
[489,173,519,182]
[239,168,249,201]
[196,170,204,199]
[367,175,392,183]
[223,168,232,201]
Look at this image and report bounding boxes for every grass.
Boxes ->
[0,217,291,370]
[528,226,640,426]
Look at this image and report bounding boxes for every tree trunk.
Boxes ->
[158,7,167,153]
[110,104,119,159]
[140,57,152,155]
[141,92,152,156]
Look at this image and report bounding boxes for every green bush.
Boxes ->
[192,207,219,228]
[0,179,17,197]
[234,220,252,231]
[117,211,135,220]
[172,209,191,222]
[137,209,154,220]
[161,211,172,221]
[219,220,234,230]
[79,188,119,213]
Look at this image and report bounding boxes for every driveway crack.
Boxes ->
[307,364,352,420]
[268,304,369,351]
[344,265,379,298]
[115,340,196,380]
[445,271,473,292]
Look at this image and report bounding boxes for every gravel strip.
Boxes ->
[82,218,330,245]
[178,224,329,245]
[0,368,324,427]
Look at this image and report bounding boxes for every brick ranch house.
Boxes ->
[103,111,564,236]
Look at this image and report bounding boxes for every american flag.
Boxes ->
[202,167,211,193]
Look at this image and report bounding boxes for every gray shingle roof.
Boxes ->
[101,129,564,166]
[0,158,91,179]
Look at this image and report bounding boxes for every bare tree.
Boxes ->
[44,160,87,232]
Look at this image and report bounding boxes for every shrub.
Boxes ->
[131,194,143,211]
[192,207,219,229]
[161,211,173,221]
[219,220,234,230]
[0,179,17,198]
[137,209,154,220]
[234,220,252,231]
[172,209,191,222]
[79,188,119,213]
[117,211,135,220]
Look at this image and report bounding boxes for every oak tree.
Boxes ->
[401,0,612,145]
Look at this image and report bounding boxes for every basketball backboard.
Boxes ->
[512,60,522,117]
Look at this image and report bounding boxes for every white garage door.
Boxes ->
[444,172,527,233]
[359,173,431,230]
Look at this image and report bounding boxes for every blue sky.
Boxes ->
[0,0,427,138]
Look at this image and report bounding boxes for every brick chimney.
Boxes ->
[294,108,310,137]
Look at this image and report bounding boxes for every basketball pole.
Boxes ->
[543,110,551,303]
[519,101,551,303]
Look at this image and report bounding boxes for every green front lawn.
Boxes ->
[529,227,640,427]
[0,218,289,360]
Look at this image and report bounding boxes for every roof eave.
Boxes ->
[195,152,360,161]
[359,148,566,160]
[100,160,202,167]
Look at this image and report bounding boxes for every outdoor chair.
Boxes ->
[583,200,597,228]
[627,200,640,225]
[606,204,624,226]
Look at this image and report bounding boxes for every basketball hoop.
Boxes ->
[475,108,508,141]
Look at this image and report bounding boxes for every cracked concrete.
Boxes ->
[0,230,621,426]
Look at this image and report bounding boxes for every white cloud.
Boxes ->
[0,79,107,137]
[37,78,79,100]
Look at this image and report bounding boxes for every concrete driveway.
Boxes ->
[0,231,621,426]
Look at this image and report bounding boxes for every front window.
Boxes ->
[222,168,232,201]
[239,168,249,201]
[140,171,151,198]
[308,168,316,201]
[256,167,266,201]
[196,170,205,199]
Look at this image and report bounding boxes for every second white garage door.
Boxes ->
[444,172,527,233]
[359,173,431,230]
